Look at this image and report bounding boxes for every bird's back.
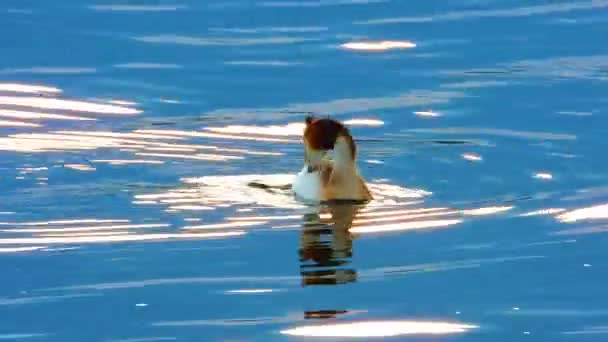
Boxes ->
[318,160,373,202]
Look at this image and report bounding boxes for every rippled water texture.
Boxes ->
[1,1,607,341]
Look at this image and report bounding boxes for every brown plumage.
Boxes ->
[315,159,372,202]
[301,116,372,202]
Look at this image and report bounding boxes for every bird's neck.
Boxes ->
[334,135,357,168]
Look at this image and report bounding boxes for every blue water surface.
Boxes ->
[1,1,608,341]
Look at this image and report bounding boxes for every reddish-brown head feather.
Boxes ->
[304,117,357,160]
[304,116,353,149]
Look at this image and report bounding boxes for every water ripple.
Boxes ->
[259,0,388,7]
[0,67,96,75]
[109,338,177,342]
[357,0,608,25]
[0,334,47,340]
[89,5,187,12]
[204,90,466,118]
[281,320,478,337]
[0,96,140,115]
[133,35,319,46]
[406,127,576,141]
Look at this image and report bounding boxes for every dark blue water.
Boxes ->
[1,1,608,341]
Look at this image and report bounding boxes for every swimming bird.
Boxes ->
[292,116,373,203]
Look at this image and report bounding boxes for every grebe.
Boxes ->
[292,116,372,203]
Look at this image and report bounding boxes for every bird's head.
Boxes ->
[303,115,356,167]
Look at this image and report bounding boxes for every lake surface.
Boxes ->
[1,1,607,341]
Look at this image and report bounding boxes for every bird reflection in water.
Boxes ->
[299,203,363,287]
[299,202,365,322]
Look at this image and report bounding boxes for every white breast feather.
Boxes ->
[291,166,321,202]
